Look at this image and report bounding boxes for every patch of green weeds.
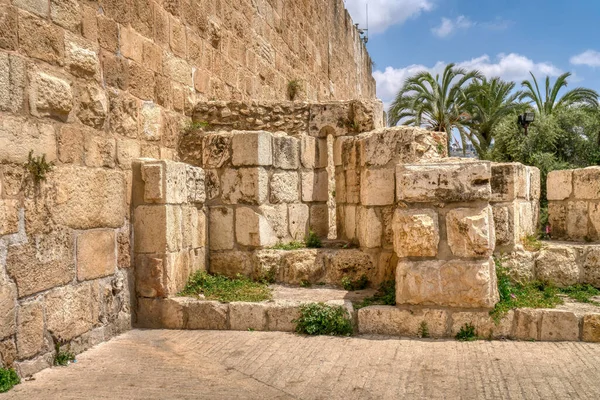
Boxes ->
[271,241,306,251]
[456,323,477,341]
[305,230,322,249]
[418,321,429,338]
[25,150,54,184]
[354,280,395,309]
[300,279,312,288]
[522,234,543,252]
[287,80,302,101]
[180,272,272,303]
[294,303,353,336]
[256,268,276,284]
[54,343,75,366]
[341,275,368,291]
[559,284,600,305]
[183,120,210,133]
[0,368,19,393]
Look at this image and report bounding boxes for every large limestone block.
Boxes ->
[231,131,272,166]
[139,160,187,204]
[535,245,579,287]
[360,168,395,206]
[272,135,300,170]
[309,204,329,238]
[134,205,182,253]
[301,170,329,202]
[186,165,206,204]
[278,250,325,285]
[65,33,99,78]
[344,205,357,240]
[325,249,375,284]
[300,136,328,169]
[446,206,495,258]
[582,314,600,342]
[396,258,499,309]
[108,89,139,138]
[490,163,528,202]
[492,204,516,248]
[16,301,46,359]
[209,251,252,277]
[540,310,580,341]
[0,199,20,236]
[29,70,73,120]
[53,167,126,229]
[270,171,300,203]
[396,161,491,202]
[260,204,289,239]
[357,306,449,338]
[566,201,588,240]
[512,309,542,340]
[548,202,567,238]
[136,298,184,329]
[77,229,116,281]
[392,208,439,257]
[0,52,26,113]
[236,207,277,248]
[0,275,17,340]
[221,168,268,204]
[450,311,514,339]
[266,302,301,332]
[517,200,537,239]
[582,247,600,287]
[200,133,232,168]
[135,254,167,298]
[288,204,309,240]
[209,207,234,251]
[0,116,56,164]
[186,301,228,330]
[529,167,541,201]
[502,250,537,283]
[573,167,600,200]
[229,302,268,331]
[45,282,99,341]
[357,207,382,249]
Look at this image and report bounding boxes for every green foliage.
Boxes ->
[54,343,75,366]
[418,321,430,339]
[287,80,302,101]
[183,120,210,133]
[522,235,543,252]
[341,275,368,291]
[559,285,600,305]
[294,303,353,336]
[354,280,396,309]
[25,150,54,183]
[271,241,306,251]
[456,323,477,341]
[256,268,276,284]
[180,272,272,303]
[0,368,20,393]
[300,279,312,288]
[305,230,322,249]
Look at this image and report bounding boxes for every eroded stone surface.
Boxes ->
[392,208,439,258]
[446,206,495,258]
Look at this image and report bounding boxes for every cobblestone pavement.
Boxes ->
[4,329,600,399]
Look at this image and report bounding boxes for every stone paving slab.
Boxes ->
[3,329,600,399]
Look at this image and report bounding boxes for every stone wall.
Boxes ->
[547,167,600,242]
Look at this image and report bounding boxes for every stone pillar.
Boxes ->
[393,161,499,309]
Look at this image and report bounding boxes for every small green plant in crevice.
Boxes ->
[54,343,75,366]
[337,117,360,133]
[300,279,312,288]
[287,79,302,101]
[455,323,477,341]
[418,321,430,338]
[305,230,322,249]
[256,268,276,284]
[183,120,210,134]
[294,303,353,336]
[24,150,54,184]
[271,240,306,251]
[341,275,368,291]
[354,280,396,309]
[180,271,272,303]
[559,284,600,305]
[0,368,20,393]
[522,234,543,252]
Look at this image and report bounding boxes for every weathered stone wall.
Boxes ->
[547,167,600,242]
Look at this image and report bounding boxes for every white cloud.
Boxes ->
[373,54,563,108]
[344,0,434,34]
[570,50,600,67]
[432,16,472,38]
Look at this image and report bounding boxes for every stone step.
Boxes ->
[137,287,600,343]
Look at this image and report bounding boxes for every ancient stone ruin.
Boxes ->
[1,0,599,381]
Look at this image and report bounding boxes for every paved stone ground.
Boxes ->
[3,330,600,399]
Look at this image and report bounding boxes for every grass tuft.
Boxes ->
[271,241,305,251]
[305,230,322,249]
[341,275,368,291]
[180,272,272,303]
[54,343,75,366]
[354,280,395,309]
[0,368,19,393]
[456,323,477,341]
[559,284,600,305]
[522,234,543,252]
[294,303,353,336]
[418,321,430,338]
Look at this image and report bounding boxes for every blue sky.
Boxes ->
[344,0,600,108]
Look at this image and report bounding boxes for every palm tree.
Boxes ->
[388,64,482,149]
[463,77,524,158]
[520,72,599,116]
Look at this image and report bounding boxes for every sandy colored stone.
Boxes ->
[573,167,600,200]
[45,282,98,341]
[512,308,542,340]
[136,298,184,329]
[272,135,300,170]
[582,314,600,342]
[0,199,20,236]
[140,160,188,204]
[108,90,139,138]
[535,245,579,287]
[300,136,328,169]
[77,84,107,128]
[29,70,73,120]
[0,274,17,340]
[490,163,529,202]
[53,166,126,229]
[301,170,328,202]
[360,168,395,206]
[77,229,116,281]
[450,310,514,339]
[266,303,301,332]
[209,251,252,278]
[260,204,288,239]
[19,11,64,65]
[358,306,449,338]
[134,205,182,253]
[326,249,375,284]
[14,0,48,17]
[502,250,536,283]
[582,247,600,287]
[392,208,439,257]
[162,51,191,86]
[17,301,46,358]
[278,250,325,285]
[84,133,116,168]
[235,207,277,248]
[221,168,268,205]
[201,133,232,168]
[540,310,579,341]
[0,116,56,164]
[229,302,267,331]
[51,0,81,31]
[396,258,499,309]
[309,204,329,238]
[209,207,234,251]
[566,201,588,240]
[0,52,26,112]
[186,165,206,204]
[446,206,495,258]
[65,33,98,78]
[14,351,53,378]
[116,138,141,169]
[396,161,491,203]
[186,301,228,330]
[0,5,19,51]
[357,207,381,249]
[288,204,309,240]
[0,338,17,368]
[270,171,299,203]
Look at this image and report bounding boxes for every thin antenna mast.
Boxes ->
[366,0,369,43]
